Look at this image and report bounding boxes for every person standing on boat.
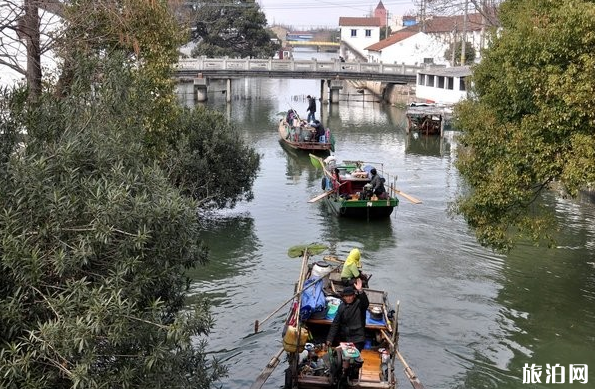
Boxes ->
[325,280,369,351]
[306,95,317,123]
[340,248,369,287]
[369,168,388,199]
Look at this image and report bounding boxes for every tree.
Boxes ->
[444,41,476,65]
[1,1,262,388]
[190,0,279,58]
[453,0,595,251]
[0,0,64,99]
[0,57,227,388]
[166,106,261,209]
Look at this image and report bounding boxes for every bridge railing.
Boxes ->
[177,57,432,76]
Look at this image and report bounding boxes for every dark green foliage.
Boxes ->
[444,41,476,65]
[0,59,228,388]
[453,0,595,251]
[190,0,280,58]
[166,106,261,208]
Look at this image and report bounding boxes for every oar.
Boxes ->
[308,182,346,203]
[250,347,285,389]
[253,266,340,333]
[394,189,422,204]
[395,349,426,389]
[308,190,333,203]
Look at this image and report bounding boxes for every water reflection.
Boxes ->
[405,133,452,157]
[319,215,397,254]
[187,213,260,286]
[279,147,321,183]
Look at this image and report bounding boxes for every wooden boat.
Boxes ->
[275,252,424,389]
[309,155,399,219]
[405,102,452,136]
[278,117,334,154]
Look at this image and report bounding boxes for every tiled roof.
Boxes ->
[375,1,386,10]
[366,31,419,51]
[403,13,484,33]
[339,17,381,27]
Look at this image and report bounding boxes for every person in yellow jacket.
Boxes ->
[340,248,369,287]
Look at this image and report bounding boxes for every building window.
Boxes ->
[428,75,435,87]
[446,77,454,90]
[351,29,357,37]
[437,76,445,88]
[423,58,433,64]
[365,29,372,37]
[417,74,424,86]
[459,78,466,91]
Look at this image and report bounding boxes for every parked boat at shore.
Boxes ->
[405,102,453,136]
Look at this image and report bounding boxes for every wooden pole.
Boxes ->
[250,347,285,389]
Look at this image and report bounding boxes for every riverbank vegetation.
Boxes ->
[1,0,260,387]
[454,0,595,251]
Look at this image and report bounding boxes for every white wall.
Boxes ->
[340,26,380,59]
[368,33,448,66]
[416,75,468,104]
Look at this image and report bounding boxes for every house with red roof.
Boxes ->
[365,31,448,66]
[338,17,381,60]
[403,13,488,62]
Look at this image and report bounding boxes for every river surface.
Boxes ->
[177,50,595,389]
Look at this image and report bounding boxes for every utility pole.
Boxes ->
[461,0,468,65]
[419,0,426,33]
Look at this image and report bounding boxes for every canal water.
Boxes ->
[177,51,595,389]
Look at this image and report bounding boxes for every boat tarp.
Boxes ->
[300,276,326,320]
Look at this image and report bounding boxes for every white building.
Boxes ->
[365,31,448,65]
[338,17,381,60]
[415,66,472,104]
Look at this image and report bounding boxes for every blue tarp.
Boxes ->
[300,277,326,320]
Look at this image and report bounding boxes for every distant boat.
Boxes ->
[278,116,334,155]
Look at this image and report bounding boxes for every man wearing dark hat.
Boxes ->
[326,278,369,351]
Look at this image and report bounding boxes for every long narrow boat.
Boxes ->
[277,251,424,389]
[278,117,334,155]
[309,154,399,219]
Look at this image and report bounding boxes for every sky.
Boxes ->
[258,0,418,29]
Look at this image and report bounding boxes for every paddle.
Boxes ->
[254,244,329,333]
[308,190,333,203]
[308,182,347,203]
[396,349,426,389]
[394,189,422,204]
[250,347,285,389]
[253,263,340,333]
[380,329,425,389]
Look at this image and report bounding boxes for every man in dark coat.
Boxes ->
[326,278,369,351]
[369,168,387,199]
[306,95,317,123]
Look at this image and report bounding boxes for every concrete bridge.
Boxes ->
[175,57,428,102]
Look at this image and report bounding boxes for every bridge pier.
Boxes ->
[194,76,209,102]
[329,80,343,104]
[226,79,232,103]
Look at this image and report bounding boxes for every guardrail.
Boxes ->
[176,57,429,77]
